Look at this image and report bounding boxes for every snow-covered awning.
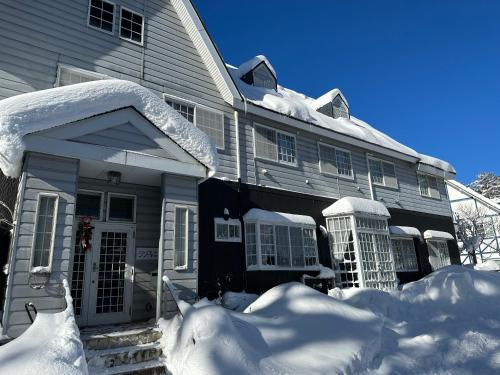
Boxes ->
[423,230,455,241]
[0,80,218,177]
[389,226,422,239]
[322,197,391,218]
[243,208,316,226]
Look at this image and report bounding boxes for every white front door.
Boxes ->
[71,222,135,326]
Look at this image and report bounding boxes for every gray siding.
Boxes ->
[0,0,238,180]
[77,178,162,322]
[239,112,453,217]
[160,174,198,316]
[5,153,79,338]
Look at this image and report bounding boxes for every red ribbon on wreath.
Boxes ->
[79,216,94,252]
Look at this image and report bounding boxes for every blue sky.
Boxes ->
[193,0,500,184]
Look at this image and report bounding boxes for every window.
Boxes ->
[332,95,349,119]
[327,216,358,288]
[174,207,189,270]
[417,173,440,199]
[368,158,398,188]
[107,193,136,222]
[76,190,103,220]
[31,193,59,272]
[254,125,297,165]
[164,95,224,149]
[243,214,319,270]
[120,7,144,45]
[391,238,419,272]
[88,0,115,34]
[56,65,106,87]
[318,143,353,178]
[214,218,241,242]
[252,63,277,90]
[427,240,450,270]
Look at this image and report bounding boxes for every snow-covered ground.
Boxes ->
[0,280,87,375]
[160,266,500,374]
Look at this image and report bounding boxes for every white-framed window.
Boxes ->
[427,240,450,270]
[88,0,115,34]
[55,65,107,87]
[318,143,353,178]
[76,190,104,221]
[174,207,189,270]
[391,238,419,272]
[214,218,241,242]
[30,193,59,272]
[254,124,297,166]
[368,157,398,188]
[107,193,136,222]
[120,6,144,45]
[417,173,441,199]
[164,94,224,149]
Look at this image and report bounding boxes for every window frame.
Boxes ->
[55,64,108,88]
[417,173,441,200]
[173,206,189,270]
[253,123,298,167]
[30,192,60,273]
[106,192,137,223]
[119,6,145,46]
[214,217,242,243]
[426,239,451,271]
[317,142,354,180]
[390,236,419,272]
[163,93,225,150]
[87,0,116,35]
[243,218,319,271]
[367,156,398,189]
[75,189,104,221]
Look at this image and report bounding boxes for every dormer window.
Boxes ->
[332,95,349,119]
[240,59,277,91]
[312,90,350,120]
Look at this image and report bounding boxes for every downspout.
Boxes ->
[156,196,166,321]
[365,153,375,200]
[234,110,241,181]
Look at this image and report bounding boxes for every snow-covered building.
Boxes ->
[0,0,459,339]
[446,180,500,264]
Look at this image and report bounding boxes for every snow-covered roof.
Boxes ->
[423,230,455,240]
[228,56,455,173]
[310,88,348,111]
[238,55,277,79]
[447,179,500,214]
[243,208,316,226]
[389,226,422,238]
[418,154,456,179]
[0,80,218,178]
[322,197,391,218]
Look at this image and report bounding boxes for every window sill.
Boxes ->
[119,35,144,47]
[246,265,321,272]
[174,266,188,271]
[215,239,242,243]
[319,170,355,181]
[87,24,115,36]
[255,156,298,169]
[419,194,442,201]
[372,182,399,191]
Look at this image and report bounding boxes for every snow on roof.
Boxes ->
[0,80,218,177]
[418,154,456,177]
[322,197,391,218]
[243,208,316,226]
[447,179,500,213]
[423,230,455,240]
[310,88,348,111]
[389,226,422,238]
[228,57,455,170]
[237,55,276,78]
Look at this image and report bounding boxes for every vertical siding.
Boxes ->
[77,177,162,322]
[5,153,78,338]
[0,0,239,180]
[160,174,198,315]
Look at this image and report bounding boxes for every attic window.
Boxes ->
[332,95,349,119]
[241,62,277,91]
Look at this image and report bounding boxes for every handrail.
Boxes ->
[24,302,37,323]
[162,275,191,317]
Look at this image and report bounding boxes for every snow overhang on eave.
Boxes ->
[417,162,456,180]
[233,99,420,163]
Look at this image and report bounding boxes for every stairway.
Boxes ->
[81,323,169,375]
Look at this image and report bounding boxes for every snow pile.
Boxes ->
[160,282,382,375]
[389,225,422,238]
[303,264,336,279]
[0,80,217,177]
[220,291,258,312]
[322,196,391,218]
[243,208,316,226]
[423,230,455,240]
[0,280,87,375]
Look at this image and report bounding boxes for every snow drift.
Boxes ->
[0,80,218,177]
[0,280,87,375]
[161,266,500,374]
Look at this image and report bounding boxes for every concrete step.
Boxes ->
[87,341,163,368]
[81,325,162,350]
[88,359,169,375]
